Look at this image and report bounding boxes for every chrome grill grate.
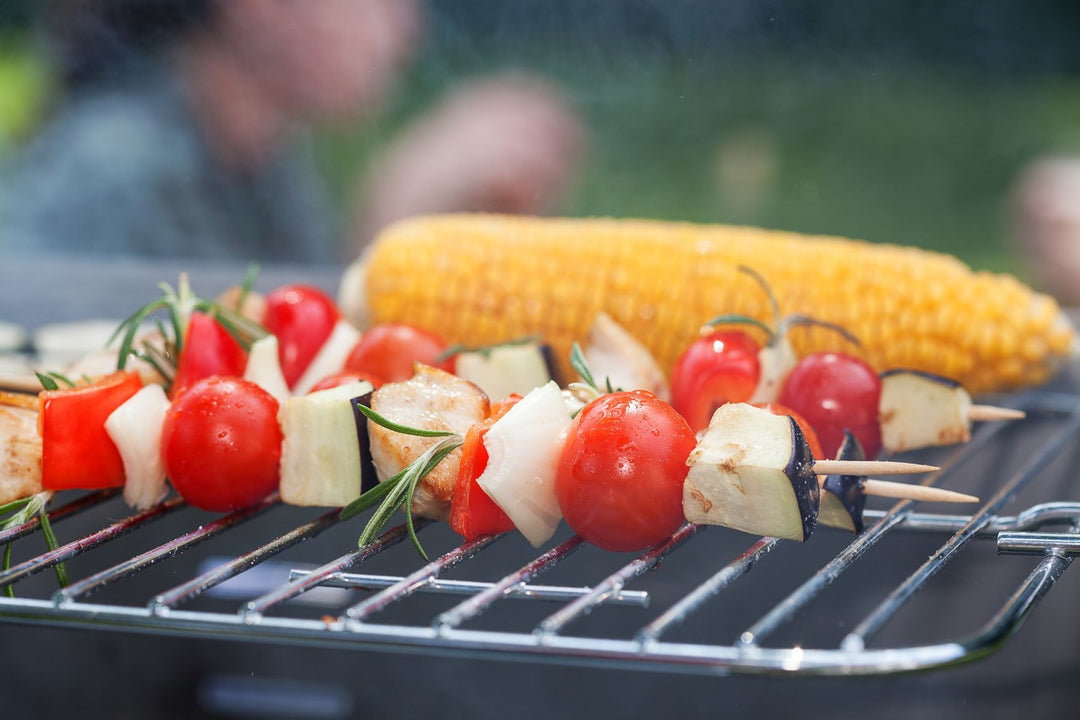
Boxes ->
[1,391,1079,677]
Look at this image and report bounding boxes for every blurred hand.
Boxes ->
[352,73,585,253]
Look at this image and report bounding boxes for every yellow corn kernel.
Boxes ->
[342,214,1077,395]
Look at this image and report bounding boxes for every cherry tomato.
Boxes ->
[343,324,454,383]
[171,312,247,397]
[777,352,882,460]
[40,371,143,490]
[307,371,385,394]
[754,401,825,460]
[556,391,696,552]
[264,284,340,389]
[162,376,283,512]
[670,330,761,433]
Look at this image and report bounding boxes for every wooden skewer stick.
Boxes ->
[860,479,978,504]
[812,459,939,476]
[968,404,1026,422]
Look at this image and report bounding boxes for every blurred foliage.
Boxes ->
[316,41,1080,274]
[0,35,49,154]
[3,1,1080,274]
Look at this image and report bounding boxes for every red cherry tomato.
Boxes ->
[670,330,761,433]
[754,401,825,460]
[777,352,882,460]
[171,312,248,397]
[307,371,385,394]
[343,324,454,383]
[162,376,283,512]
[556,391,697,552]
[264,284,340,389]
[40,371,143,490]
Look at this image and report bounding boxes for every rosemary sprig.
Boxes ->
[2,542,12,598]
[353,403,457,438]
[567,341,620,408]
[569,342,598,390]
[0,497,31,517]
[38,510,67,587]
[358,437,462,560]
[338,469,398,523]
[108,272,269,391]
[234,263,261,312]
[339,404,463,560]
[34,371,77,391]
[1,493,46,528]
[209,303,267,352]
[0,491,67,595]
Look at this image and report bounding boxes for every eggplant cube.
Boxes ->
[818,430,867,534]
[453,342,555,402]
[879,370,971,453]
[279,380,374,507]
[684,403,818,541]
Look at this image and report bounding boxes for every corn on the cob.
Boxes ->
[340,214,1077,395]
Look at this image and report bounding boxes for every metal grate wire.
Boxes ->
[1,391,1079,677]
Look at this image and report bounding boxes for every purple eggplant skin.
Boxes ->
[539,343,562,387]
[785,418,821,541]
[879,368,962,389]
[822,430,867,534]
[350,391,379,495]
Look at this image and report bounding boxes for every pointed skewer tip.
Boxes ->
[967,404,1026,422]
[860,479,979,504]
[812,459,939,476]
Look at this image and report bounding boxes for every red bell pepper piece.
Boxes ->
[40,371,144,490]
[449,395,522,539]
[171,311,247,397]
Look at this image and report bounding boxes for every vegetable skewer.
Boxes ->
[818,430,978,534]
[684,403,969,542]
[878,370,1027,453]
[0,259,1030,562]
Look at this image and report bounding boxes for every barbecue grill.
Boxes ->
[2,258,1080,719]
[1,388,1078,675]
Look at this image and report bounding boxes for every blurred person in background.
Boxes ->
[1011,155,1080,307]
[0,0,583,263]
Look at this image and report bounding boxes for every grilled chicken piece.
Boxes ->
[0,392,42,506]
[368,366,490,521]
